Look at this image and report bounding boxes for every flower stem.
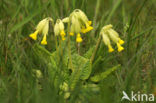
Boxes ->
[67,22,74,71]
[78,43,80,55]
[90,35,101,63]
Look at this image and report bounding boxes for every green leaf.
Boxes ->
[90,64,121,82]
[33,44,52,57]
[33,44,58,86]
[83,46,95,59]
[69,68,81,90]
[72,54,92,80]
[69,54,92,90]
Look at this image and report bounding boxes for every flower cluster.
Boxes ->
[54,19,66,40]
[29,9,93,45]
[29,17,53,45]
[29,10,124,53]
[100,24,124,52]
[63,9,93,42]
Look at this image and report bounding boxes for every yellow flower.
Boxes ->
[119,39,124,45]
[72,9,93,34]
[29,30,39,40]
[117,43,124,52]
[60,30,66,40]
[40,19,49,45]
[76,33,83,43]
[108,45,114,52]
[62,9,93,42]
[60,30,66,36]
[41,35,47,45]
[81,24,93,33]
[101,33,114,53]
[69,32,74,36]
[54,19,66,41]
[88,21,92,25]
[29,17,53,45]
[81,29,86,33]
[100,24,124,52]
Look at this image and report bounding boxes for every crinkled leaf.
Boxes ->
[69,54,92,90]
[90,65,120,82]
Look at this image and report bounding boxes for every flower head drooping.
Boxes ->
[100,24,124,52]
[74,9,93,34]
[29,17,53,45]
[54,19,66,41]
[101,33,114,52]
[62,9,93,43]
[73,9,93,34]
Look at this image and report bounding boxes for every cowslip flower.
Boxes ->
[73,9,93,34]
[62,9,93,43]
[54,19,66,41]
[76,33,83,42]
[29,17,53,45]
[100,24,124,52]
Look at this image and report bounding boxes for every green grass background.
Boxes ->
[0,0,156,103]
